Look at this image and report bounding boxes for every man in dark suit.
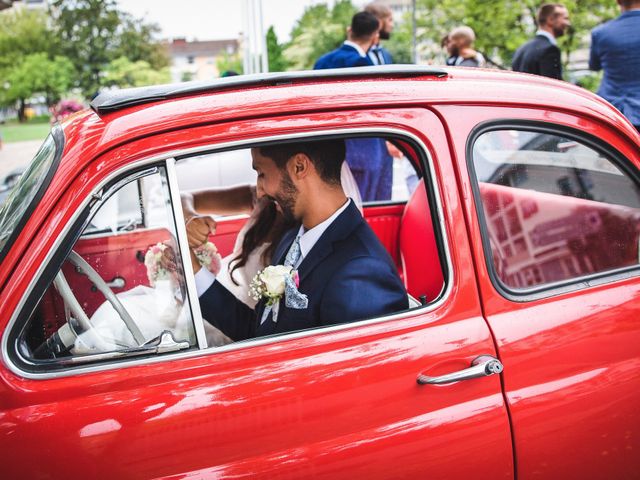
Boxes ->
[199,139,408,340]
[365,2,394,65]
[314,11,393,202]
[512,3,571,80]
[589,0,640,131]
[314,11,379,69]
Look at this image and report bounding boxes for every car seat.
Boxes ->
[399,179,444,302]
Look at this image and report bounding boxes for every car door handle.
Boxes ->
[417,355,503,385]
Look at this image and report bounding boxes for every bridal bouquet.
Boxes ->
[144,243,178,287]
[193,241,222,275]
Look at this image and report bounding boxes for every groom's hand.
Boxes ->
[186,215,217,248]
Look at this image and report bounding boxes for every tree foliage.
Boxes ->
[103,57,170,89]
[50,0,169,97]
[266,26,288,72]
[284,0,356,70]
[1,53,74,121]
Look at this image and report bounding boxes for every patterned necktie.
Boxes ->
[261,236,309,324]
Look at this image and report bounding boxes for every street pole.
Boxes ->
[412,0,417,64]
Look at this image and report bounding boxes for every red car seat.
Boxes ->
[399,179,444,302]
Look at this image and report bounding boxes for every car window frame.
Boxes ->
[0,126,64,263]
[3,126,453,380]
[466,119,640,302]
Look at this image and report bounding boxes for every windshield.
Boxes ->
[0,130,63,260]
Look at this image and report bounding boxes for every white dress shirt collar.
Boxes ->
[535,29,557,46]
[343,40,368,58]
[295,198,351,264]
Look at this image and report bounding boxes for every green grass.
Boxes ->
[1,119,51,143]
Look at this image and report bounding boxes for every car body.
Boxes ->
[0,66,639,479]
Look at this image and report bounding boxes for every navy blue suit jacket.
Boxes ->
[512,34,562,80]
[314,43,373,69]
[200,201,408,340]
[590,11,640,128]
[368,44,393,65]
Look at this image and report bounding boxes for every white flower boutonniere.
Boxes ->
[249,265,295,306]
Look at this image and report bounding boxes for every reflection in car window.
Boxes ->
[17,167,198,368]
[473,129,640,290]
[0,133,58,258]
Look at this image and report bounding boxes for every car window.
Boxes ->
[16,166,198,367]
[175,135,443,347]
[472,128,640,291]
[0,131,61,261]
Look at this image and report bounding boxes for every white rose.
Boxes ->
[260,265,293,296]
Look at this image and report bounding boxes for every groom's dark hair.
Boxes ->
[259,138,345,186]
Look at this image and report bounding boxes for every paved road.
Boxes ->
[0,140,43,180]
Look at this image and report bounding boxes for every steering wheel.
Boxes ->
[53,250,146,350]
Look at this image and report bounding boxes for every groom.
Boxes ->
[199,138,408,340]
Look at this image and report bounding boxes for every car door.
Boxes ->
[444,104,640,479]
[1,108,514,479]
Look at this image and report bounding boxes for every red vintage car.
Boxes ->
[1,66,639,479]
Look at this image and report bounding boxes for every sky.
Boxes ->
[118,0,364,43]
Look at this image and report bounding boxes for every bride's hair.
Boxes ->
[228,199,291,285]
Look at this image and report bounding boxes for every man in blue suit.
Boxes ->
[589,0,640,131]
[314,11,379,69]
[199,139,408,340]
[365,2,395,65]
[314,11,394,202]
[512,4,571,80]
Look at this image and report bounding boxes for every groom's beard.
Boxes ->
[272,171,298,224]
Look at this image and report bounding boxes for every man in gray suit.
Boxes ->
[512,4,571,80]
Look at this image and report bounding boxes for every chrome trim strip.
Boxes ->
[2,126,453,380]
[165,157,208,349]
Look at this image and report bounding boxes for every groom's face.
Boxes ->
[251,148,299,222]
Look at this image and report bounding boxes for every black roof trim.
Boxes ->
[90,65,448,115]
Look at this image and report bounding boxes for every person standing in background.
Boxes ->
[314,11,394,202]
[512,4,571,79]
[446,26,485,67]
[589,0,640,132]
[314,11,379,69]
[365,2,394,65]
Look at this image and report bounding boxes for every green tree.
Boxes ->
[2,53,74,121]
[217,52,243,76]
[50,0,169,97]
[266,26,288,72]
[0,8,58,71]
[284,0,356,70]
[103,57,170,89]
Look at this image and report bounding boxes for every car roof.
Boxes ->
[61,65,639,173]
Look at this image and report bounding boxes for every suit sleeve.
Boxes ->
[539,45,562,80]
[589,31,601,71]
[319,256,408,325]
[199,281,256,341]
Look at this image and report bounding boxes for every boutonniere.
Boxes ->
[250,265,296,306]
[249,265,308,323]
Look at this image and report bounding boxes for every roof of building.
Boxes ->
[165,38,239,58]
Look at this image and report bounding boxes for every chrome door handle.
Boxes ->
[417,355,503,385]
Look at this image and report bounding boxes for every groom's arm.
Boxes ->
[199,282,256,341]
[319,256,409,325]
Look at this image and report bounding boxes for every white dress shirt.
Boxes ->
[343,40,368,58]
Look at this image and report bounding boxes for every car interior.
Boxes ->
[15,134,447,368]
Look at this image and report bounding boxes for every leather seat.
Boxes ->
[399,179,444,302]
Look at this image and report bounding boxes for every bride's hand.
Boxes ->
[186,215,217,248]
